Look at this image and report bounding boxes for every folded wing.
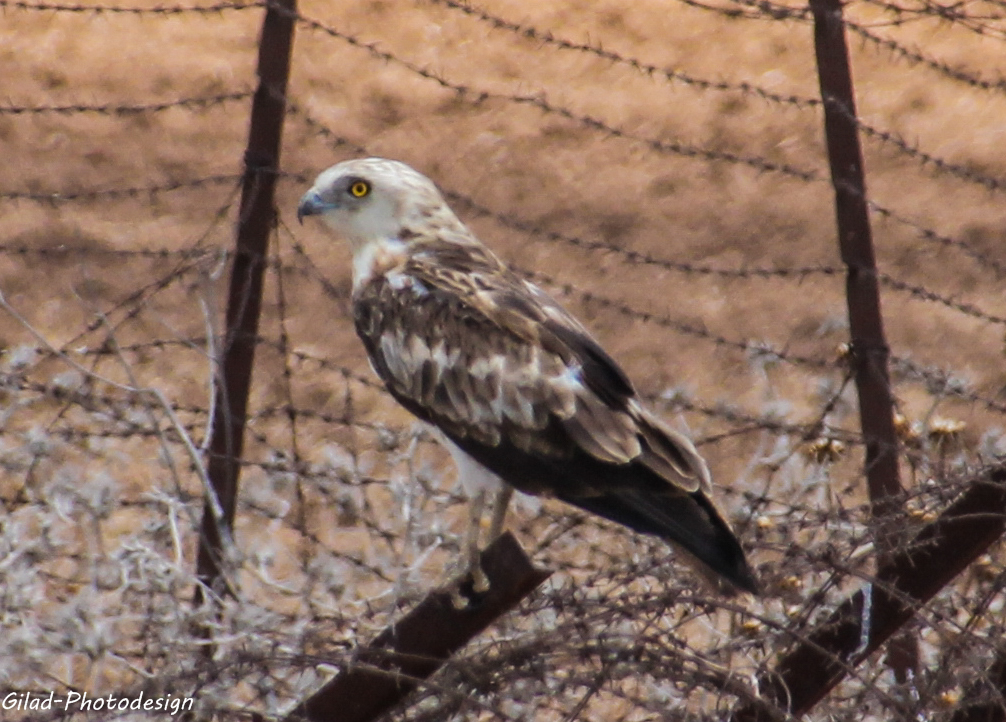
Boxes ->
[353,248,758,594]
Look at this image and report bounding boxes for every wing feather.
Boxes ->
[563,393,640,464]
[635,405,710,494]
[354,251,709,485]
[350,239,755,594]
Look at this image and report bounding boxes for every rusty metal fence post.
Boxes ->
[729,1,1006,717]
[731,464,1006,721]
[809,0,919,684]
[193,0,297,607]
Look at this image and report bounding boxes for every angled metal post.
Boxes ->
[286,533,551,722]
[731,465,1006,721]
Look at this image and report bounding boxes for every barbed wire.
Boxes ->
[845,16,1006,94]
[0,0,262,14]
[521,267,836,370]
[283,25,1006,287]
[443,190,846,281]
[0,371,414,451]
[8,337,869,451]
[291,101,827,286]
[523,267,1006,416]
[463,186,1006,323]
[279,98,366,154]
[430,0,1006,194]
[671,395,860,444]
[879,273,1006,327]
[890,355,1006,415]
[0,174,243,203]
[289,97,834,283]
[315,3,1006,199]
[280,115,1006,425]
[851,107,1006,193]
[6,2,1006,720]
[860,0,1006,38]
[0,243,218,261]
[429,0,822,110]
[38,332,388,393]
[6,122,1002,422]
[681,0,1006,92]
[868,198,1006,277]
[11,179,1004,343]
[7,175,1005,336]
[284,97,1006,335]
[288,5,822,182]
[0,91,252,116]
[678,0,812,21]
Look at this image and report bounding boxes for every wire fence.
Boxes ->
[2,0,1006,719]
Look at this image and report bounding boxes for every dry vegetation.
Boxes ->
[2,0,1006,719]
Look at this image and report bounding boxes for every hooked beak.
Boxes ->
[297,191,332,224]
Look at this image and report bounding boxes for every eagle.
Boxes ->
[298,158,758,597]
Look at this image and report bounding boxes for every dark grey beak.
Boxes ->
[297,191,328,224]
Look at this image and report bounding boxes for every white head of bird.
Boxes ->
[298,157,468,249]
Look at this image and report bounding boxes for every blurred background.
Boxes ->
[2,0,1006,719]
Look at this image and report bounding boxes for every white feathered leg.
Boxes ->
[429,428,507,605]
[488,485,514,543]
[462,487,490,594]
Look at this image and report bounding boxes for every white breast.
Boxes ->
[426,423,504,496]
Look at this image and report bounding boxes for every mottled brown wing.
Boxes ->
[352,253,703,489]
[352,249,757,594]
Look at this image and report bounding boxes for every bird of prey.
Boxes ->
[298,158,759,597]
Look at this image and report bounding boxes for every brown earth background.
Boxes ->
[2,0,1006,719]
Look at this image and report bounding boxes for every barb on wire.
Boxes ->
[891,356,1006,415]
[69,328,387,395]
[445,190,845,281]
[0,244,220,261]
[667,395,861,445]
[854,112,1006,193]
[0,0,263,14]
[726,0,812,19]
[280,98,366,155]
[0,91,252,117]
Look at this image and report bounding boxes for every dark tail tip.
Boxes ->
[685,497,760,596]
[561,488,760,596]
[721,558,761,597]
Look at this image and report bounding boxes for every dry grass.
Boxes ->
[2,0,1006,719]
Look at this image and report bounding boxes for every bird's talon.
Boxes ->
[450,588,470,610]
[471,564,490,594]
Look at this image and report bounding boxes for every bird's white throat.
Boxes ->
[352,237,409,289]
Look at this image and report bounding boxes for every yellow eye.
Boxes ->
[349,180,370,198]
